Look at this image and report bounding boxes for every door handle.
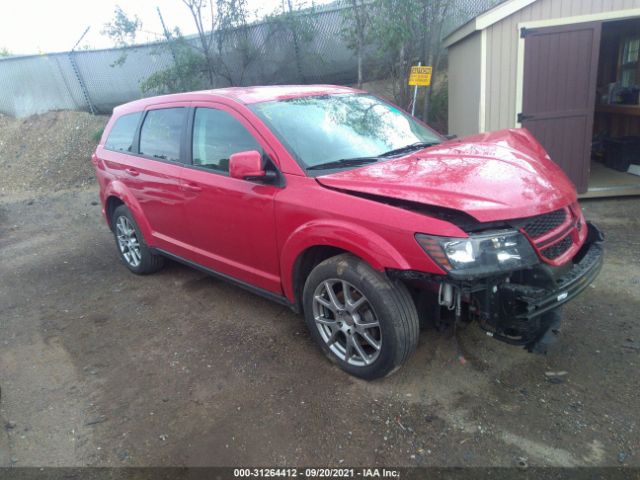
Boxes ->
[183,182,202,192]
[125,168,139,176]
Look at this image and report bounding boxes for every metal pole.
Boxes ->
[411,61,421,117]
[157,7,178,65]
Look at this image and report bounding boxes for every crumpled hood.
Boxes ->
[316,129,577,222]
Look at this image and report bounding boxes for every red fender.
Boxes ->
[102,180,155,246]
[279,220,413,302]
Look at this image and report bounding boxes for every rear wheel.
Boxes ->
[303,254,419,380]
[112,205,164,275]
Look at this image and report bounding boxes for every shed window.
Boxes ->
[620,36,640,87]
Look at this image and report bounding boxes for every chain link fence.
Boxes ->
[0,0,501,117]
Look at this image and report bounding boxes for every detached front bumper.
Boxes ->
[474,222,604,346]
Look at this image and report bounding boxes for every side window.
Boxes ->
[139,108,186,162]
[192,107,261,172]
[104,112,142,152]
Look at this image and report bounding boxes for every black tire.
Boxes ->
[111,205,164,275]
[302,253,419,380]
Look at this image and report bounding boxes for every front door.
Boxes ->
[520,22,602,193]
[179,104,281,294]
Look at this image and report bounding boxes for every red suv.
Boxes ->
[92,85,603,379]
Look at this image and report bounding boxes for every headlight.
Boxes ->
[416,230,538,279]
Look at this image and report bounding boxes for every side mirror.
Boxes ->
[229,150,265,180]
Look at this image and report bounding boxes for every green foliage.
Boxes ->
[267,4,316,44]
[427,77,448,133]
[340,0,371,87]
[367,0,427,108]
[100,0,321,94]
[356,0,452,122]
[340,1,370,48]
[102,6,142,46]
[102,6,142,67]
[264,2,318,82]
[142,0,277,90]
[142,0,320,93]
[0,47,11,57]
[369,0,421,58]
[140,35,207,94]
[92,128,105,143]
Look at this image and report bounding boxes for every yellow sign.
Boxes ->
[408,65,432,86]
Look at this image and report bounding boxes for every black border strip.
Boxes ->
[155,248,294,310]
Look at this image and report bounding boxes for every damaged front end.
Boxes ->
[467,223,603,350]
[391,206,604,353]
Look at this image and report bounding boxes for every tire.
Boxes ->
[302,253,419,380]
[111,205,164,275]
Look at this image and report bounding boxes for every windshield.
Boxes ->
[249,93,441,171]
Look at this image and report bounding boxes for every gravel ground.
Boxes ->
[0,111,108,194]
[0,187,638,468]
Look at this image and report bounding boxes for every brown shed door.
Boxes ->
[520,22,601,193]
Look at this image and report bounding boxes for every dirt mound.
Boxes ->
[0,110,108,194]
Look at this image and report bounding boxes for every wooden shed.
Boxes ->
[444,0,640,196]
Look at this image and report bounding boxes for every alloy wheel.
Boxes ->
[312,279,382,366]
[115,216,142,268]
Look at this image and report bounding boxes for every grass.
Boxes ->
[92,128,104,143]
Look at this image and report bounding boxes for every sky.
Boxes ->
[0,0,333,55]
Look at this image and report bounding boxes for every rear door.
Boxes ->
[179,103,282,294]
[520,22,601,193]
[113,104,193,254]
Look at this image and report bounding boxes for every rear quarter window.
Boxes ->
[104,112,142,152]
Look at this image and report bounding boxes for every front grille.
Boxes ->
[523,209,567,238]
[541,236,573,259]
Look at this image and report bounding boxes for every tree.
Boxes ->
[284,0,307,82]
[417,0,452,123]
[102,0,318,94]
[102,6,142,66]
[140,30,206,94]
[368,0,452,122]
[102,6,142,47]
[212,0,266,86]
[175,0,269,87]
[368,0,419,109]
[341,0,370,89]
[264,1,317,83]
[0,47,11,57]
[144,0,268,92]
[179,0,219,87]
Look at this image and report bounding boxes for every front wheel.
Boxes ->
[302,254,419,380]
